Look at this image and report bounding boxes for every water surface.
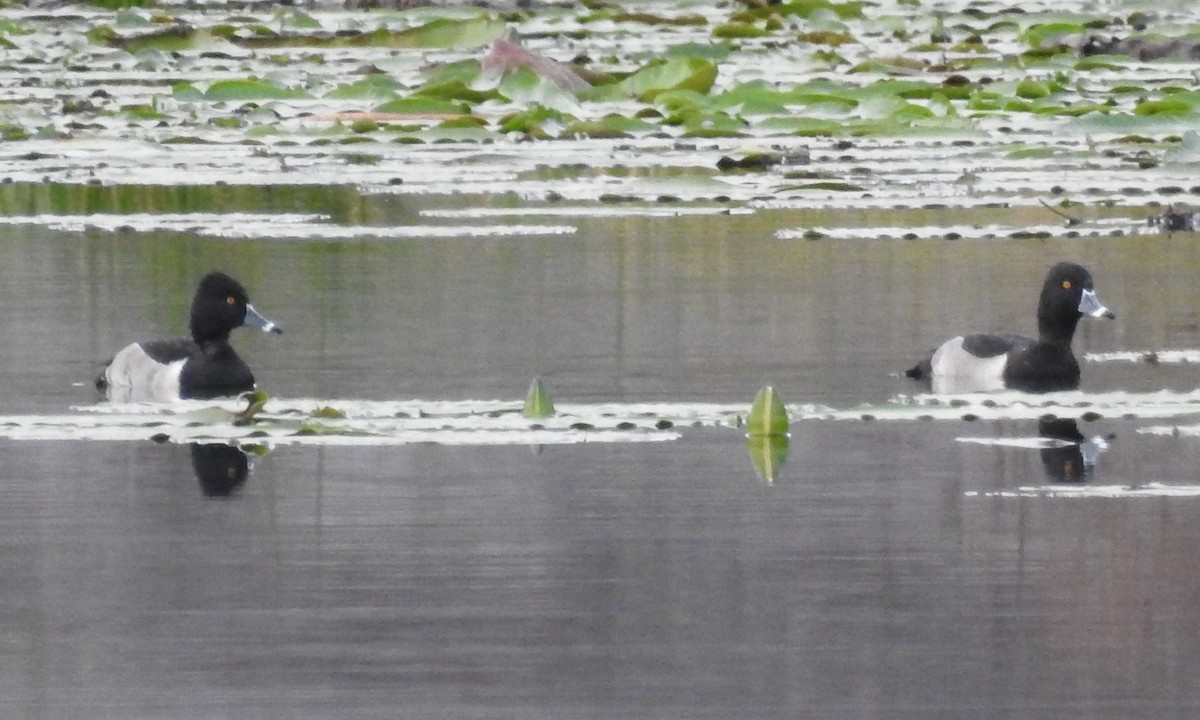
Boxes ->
[3,203,1200,718]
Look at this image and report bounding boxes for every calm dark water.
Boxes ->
[2,205,1200,718]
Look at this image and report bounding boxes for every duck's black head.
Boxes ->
[1037,262,1115,345]
[190,272,282,344]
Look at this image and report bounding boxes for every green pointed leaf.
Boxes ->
[747,385,789,436]
[747,433,789,484]
[523,377,556,419]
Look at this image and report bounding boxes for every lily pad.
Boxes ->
[392,16,506,49]
[324,75,404,101]
[615,57,718,101]
[204,78,311,102]
[372,97,472,117]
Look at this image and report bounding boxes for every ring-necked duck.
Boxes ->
[98,272,282,402]
[905,262,1114,393]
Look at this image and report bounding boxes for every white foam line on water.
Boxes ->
[69,391,1200,427]
[956,436,1074,450]
[967,484,1200,499]
[419,206,755,219]
[1086,349,1200,364]
[0,214,576,239]
[775,220,1137,241]
[0,424,679,446]
[1139,424,1200,437]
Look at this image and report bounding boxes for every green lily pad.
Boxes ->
[171,82,204,102]
[497,66,581,109]
[764,0,864,20]
[665,41,733,61]
[392,15,506,49]
[1016,79,1052,99]
[372,97,472,116]
[414,81,501,105]
[324,75,404,101]
[420,59,483,86]
[275,8,322,30]
[712,81,797,114]
[498,104,571,136]
[204,78,311,102]
[1135,98,1194,117]
[1020,21,1088,48]
[564,114,655,138]
[617,57,718,101]
[713,22,771,39]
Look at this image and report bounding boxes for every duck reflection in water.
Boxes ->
[1038,418,1112,483]
[190,443,251,497]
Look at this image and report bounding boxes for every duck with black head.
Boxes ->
[905,262,1114,394]
[98,272,282,402]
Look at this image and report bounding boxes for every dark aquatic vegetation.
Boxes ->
[99,272,283,403]
[905,262,1115,393]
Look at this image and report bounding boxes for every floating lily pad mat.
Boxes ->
[0,0,1198,230]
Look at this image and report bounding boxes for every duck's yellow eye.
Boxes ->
[1062,280,1072,289]
[226,296,236,305]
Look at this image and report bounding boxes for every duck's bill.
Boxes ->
[244,304,283,334]
[1078,288,1115,319]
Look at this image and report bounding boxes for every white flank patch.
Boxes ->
[103,345,185,403]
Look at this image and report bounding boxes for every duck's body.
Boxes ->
[99,272,281,402]
[906,262,1114,393]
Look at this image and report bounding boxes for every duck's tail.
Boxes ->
[904,357,931,380]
